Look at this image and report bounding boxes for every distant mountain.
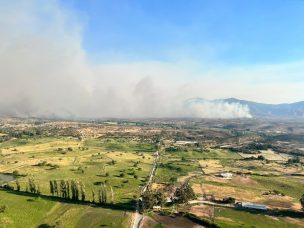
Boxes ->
[223,98,304,118]
[188,98,304,118]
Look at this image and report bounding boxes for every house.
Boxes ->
[235,202,267,211]
[153,206,161,211]
[174,141,198,146]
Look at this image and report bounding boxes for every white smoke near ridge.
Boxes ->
[184,99,252,118]
[0,1,252,119]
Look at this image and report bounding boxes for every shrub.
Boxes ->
[12,170,19,177]
[0,205,7,213]
[222,197,235,204]
[300,194,304,210]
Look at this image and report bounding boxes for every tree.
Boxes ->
[66,180,70,199]
[50,181,54,196]
[98,189,102,205]
[97,183,107,205]
[37,184,41,195]
[300,194,304,210]
[80,182,86,201]
[109,185,115,204]
[142,190,165,209]
[16,180,21,191]
[92,190,95,203]
[28,177,37,194]
[173,181,195,203]
[71,180,79,201]
[60,180,66,198]
[101,183,107,204]
[53,180,59,196]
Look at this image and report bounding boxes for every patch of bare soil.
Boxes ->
[140,216,158,228]
[261,196,299,210]
[151,214,205,228]
[192,183,204,195]
[284,217,304,227]
[199,183,258,202]
[231,176,258,185]
[190,205,213,218]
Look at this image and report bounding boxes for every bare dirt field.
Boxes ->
[143,214,205,228]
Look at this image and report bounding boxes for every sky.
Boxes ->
[0,0,303,118]
[64,0,304,65]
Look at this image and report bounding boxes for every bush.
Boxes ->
[0,205,7,213]
[169,176,177,183]
[12,170,19,177]
[222,197,235,204]
[37,224,55,228]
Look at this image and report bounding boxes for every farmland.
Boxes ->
[0,118,304,227]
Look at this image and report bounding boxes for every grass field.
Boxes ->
[0,136,155,204]
[0,191,130,228]
[215,207,301,228]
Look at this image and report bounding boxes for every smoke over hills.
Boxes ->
[0,1,302,119]
[0,1,254,119]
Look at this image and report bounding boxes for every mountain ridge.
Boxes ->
[188,98,304,118]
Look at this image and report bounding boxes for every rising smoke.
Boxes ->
[0,1,252,119]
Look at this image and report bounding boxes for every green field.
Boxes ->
[0,136,156,227]
[215,208,300,228]
[0,191,130,228]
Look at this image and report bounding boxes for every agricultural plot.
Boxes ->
[215,207,301,228]
[1,118,304,228]
[2,137,155,203]
[154,156,200,183]
[0,135,156,227]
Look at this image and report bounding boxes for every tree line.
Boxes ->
[3,177,112,206]
[49,179,110,205]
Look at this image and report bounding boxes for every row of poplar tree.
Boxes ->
[15,177,41,194]
[13,177,109,205]
[49,180,108,204]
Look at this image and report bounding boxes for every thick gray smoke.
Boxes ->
[0,1,252,119]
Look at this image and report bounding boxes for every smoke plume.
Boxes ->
[0,1,252,119]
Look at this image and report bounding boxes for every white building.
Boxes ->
[236,202,267,211]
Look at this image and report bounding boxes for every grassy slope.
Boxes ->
[0,191,129,228]
[1,137,155,204]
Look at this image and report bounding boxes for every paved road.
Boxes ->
[132,151,160,228]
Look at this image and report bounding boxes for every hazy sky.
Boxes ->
[0,0,303,118]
